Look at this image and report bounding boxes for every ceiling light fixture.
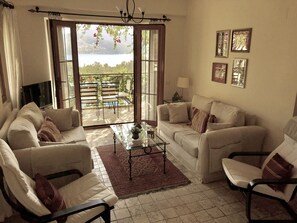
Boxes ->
[118,0,170,23]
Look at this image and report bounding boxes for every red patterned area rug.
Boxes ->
[97,144,191,199]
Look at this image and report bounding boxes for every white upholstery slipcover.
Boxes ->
[157,94,266,183]
[0,139,118,222]
[59,173,118,223]
[222,116,297,202]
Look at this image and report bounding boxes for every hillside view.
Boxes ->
[77,24,133,75]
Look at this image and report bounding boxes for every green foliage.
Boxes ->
[79,60,133,74]
[77,24,132,49]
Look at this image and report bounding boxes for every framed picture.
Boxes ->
[215,30,230,58]
[231,28,252,52]
[212,63,228,83]
[231,59,248,88]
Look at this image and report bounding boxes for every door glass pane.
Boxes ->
[56,25,76,109]
[57,27,72,61]
[141,30,159,122]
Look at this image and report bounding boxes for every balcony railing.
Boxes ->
[79,72,134,109]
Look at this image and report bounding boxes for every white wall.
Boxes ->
[184,0,297,149]
[9,0,297,149]
[12,0,187,89]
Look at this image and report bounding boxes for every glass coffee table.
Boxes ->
[110,122,168,180]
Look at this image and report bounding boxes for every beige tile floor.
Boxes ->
[4,128,297,223]
[86,128,296,223]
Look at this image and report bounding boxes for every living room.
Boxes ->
[1,0,295,150]
[0,0,297,222]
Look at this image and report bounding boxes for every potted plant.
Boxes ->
[131,126,141,139]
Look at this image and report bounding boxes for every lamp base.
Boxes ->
[172,91,182,102]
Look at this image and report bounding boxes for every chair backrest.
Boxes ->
[0,139,50,216]
[261,116,297,201]
[101,81,119,98]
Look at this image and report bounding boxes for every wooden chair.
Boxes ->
[222,116,297,222]
[101,81,119,119]
[80,82,100,118]
[0,139,118,223]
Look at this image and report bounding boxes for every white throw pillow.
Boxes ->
[167,103,189,123]
[17,102,44,130]
[45,107,73,131]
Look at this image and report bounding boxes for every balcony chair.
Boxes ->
[222,116,297,222]
[80,82,100,118]
[101,81,119,119]
[0,139,118,223]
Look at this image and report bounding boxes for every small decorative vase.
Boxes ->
[132,133,139,140]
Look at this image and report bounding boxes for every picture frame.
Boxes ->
[212,63,228,84]
[231,58,248,88]
[231,28,252,52]
[215,30,230,58]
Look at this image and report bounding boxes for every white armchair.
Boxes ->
[0,139,118,223]
[222,116,297,222]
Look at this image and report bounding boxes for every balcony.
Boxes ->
[80,73,134,127]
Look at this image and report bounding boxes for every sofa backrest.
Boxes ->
[191,94,216,113]
[0,102,18,142]
[210,101,245,127]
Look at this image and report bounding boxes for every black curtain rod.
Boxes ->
[0,0,14,9]
[28,6,171,22]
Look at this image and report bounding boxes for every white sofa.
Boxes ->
[157,94,266,183]
[0,102,93,184]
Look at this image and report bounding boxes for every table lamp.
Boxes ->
[172,77,189,102]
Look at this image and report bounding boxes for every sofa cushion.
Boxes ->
[158,121,192,140]
[191,95,215,113]
[191,110,209,133]
[61,126,87,143]
[45,107,73,131]
[8,117,40,150]
[210,102,245,126]
[174,131,200,158]
[17,102,44,130]
[167,103,189,123]
[37,117,63,142]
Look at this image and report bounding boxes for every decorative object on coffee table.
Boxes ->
[131,126,141,139]
[97,144,191,199]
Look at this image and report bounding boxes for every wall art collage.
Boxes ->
[212,28,252,88]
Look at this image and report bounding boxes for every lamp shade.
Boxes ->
[177,77,189,89]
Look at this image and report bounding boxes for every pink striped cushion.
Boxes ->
[262,153,294,192]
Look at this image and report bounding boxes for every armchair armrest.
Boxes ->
[248,178,297,191]
[157,104,170,122]
[38,169,83,180]
[38,199,111,223]
[202,125,266,150]
[71,109,81,127]
[14,144,92,186]
[229,151,271,159]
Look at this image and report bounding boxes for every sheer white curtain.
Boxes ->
[0,5,23,221]
[2,6,23,109]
